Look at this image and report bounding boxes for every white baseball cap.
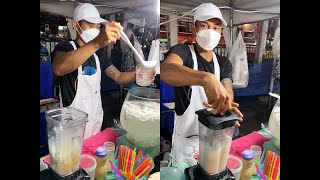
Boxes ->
[73,3,107,24]
[194,3,227,26]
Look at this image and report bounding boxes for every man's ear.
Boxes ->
[192,23,197,37]
[72,21,81,33]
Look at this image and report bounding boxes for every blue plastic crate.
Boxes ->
[160,80,175,103]
[40,60,54,99]
[160,110,175,141]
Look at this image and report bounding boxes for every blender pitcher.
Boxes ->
[46,107,88,177]
[196,108,240,176]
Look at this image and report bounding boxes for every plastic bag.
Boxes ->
[268,98,280,148]
[272,25,280,79]
[273,57,280,79]
[147,39,160,74]
[228,32,249,88]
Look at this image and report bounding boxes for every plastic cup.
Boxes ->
[103,141,115,172]
[136,64,155,86]
[250,145,262,175]
[104,141,115,153]
[80,154,97,180]
[227,154,242,180]
[250,145,262,161]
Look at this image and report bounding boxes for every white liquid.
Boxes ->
[48,126,83,176]
[120,100,160,147]
[199,136,232,174]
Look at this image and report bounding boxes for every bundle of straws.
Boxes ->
[109,145,154,180]
[262,150,280,180]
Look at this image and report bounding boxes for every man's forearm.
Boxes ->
[221,78,234,101]
[116,72,136,85]
[105,65,136,85]
[160,63,211,87]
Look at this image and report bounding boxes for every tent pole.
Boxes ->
[230,9,233,45]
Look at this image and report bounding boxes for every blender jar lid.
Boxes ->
[196,108,240,130]
[95,146,108,158]
[242,150,254,160]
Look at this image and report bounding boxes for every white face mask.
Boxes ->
[76,22,100,43]
[195,29,221,51]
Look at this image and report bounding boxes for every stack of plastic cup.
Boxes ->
[250,145,262,175]
[80,154,97,180]
[250,145,262,162]
[227,154,242,180]
[104,141,115,173]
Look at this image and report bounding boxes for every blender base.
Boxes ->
[40,166,90,180]
[185,164,235,180]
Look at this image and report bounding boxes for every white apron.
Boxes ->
[171,45,220,164]
[59,41,104,140]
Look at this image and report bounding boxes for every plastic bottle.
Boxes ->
[94,146,108,180]
[240,149,254,180]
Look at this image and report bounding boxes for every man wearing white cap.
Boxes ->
[160,3,243,162]
[52,3,136,140]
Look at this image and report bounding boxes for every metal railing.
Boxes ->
[40,37,68,53]
[214,45,273,63]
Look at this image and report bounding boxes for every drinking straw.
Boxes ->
[124,147,130,173]
[127,149,133,174]
[142,167,153,178]
[264,151,269,175]
[130,149,136,176]
[268,152,276,178]
[272,156,280,180]
[121,146,125,171]
[265,151,272,176]
[120,169,129,179]
[270,155,277,178]
[141,168,152,178]
[136,165,150,178]
[137,153,149,166]
[134,159,149,175]
[135,150,143,164]
[275,168,280,180]
[136,158,153,176]
[134,157,151,174]
[255,164,267,180]
[119,146,123,170]
[109,160,123,177]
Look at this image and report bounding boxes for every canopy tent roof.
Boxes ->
[40,0,159,19]
[160,0,280,26]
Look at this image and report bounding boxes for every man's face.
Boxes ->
[73,20,101,34]
[194,18,222,35]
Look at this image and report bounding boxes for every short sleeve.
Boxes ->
[51,41,74,60]
[219,55,233,81]
[166,43,192,66]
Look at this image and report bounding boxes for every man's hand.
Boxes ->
[93,21,123,48]
[203,102,243,127]
[201,73,233,115]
